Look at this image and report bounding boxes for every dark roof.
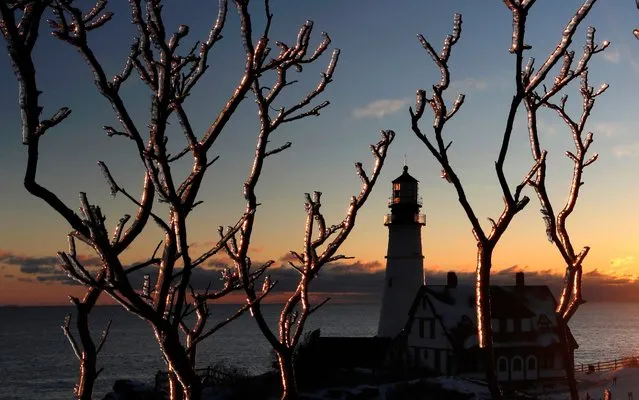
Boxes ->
[392,166,419,184]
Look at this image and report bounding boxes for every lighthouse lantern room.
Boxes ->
[378,166,426,338]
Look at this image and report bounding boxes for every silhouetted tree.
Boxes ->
[524,48,608,400]
[409,1,603,398]
[61,277,111,400]
[228,127,393,399]
[1,1,375,399]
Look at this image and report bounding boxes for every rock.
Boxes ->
[102,379,159,400]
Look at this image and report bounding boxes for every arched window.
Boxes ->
[512,357,523,371]
[527,355,537,371]
[498,357,508,372]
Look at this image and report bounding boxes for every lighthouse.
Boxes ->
[377,165,425,338]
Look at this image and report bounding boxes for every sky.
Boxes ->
[1,0,639,306]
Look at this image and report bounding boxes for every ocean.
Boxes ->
[0,302,637,400]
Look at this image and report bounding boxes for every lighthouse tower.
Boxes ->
[377,165,425,338]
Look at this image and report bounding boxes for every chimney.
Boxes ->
[447,271,458,288]
[516,272,525,287]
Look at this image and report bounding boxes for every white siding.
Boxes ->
[378,223,424,338]
[408,298,452,373]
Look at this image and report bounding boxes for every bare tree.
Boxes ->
[61,278,111,400]
[226,128,393,399]
[409,1,601,397]
[1,1,348,399]
[524,59,608,399]
[192,7,395,397]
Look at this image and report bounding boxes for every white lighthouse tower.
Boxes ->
[377,165,425,338]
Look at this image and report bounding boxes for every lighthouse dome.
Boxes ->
[392,165,419,184]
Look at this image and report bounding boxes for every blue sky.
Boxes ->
[1,0,639,304]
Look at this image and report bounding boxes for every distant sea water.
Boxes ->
[0,302,637,400]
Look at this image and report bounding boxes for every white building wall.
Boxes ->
[378,223,424,338]
[406,297,453,373]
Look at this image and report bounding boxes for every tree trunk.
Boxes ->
[168,370,183,400]
[277,350,298,400]
[75,306,97,400]
[76,353,97,400]
[158,331,202,400]
[557,317,579,400]
[476,246,502,400]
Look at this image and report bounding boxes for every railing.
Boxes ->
[384,213,426,225]
[387,196,423,206]
[575,355,639,373]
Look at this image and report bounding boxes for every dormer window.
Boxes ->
[538,315,552,329]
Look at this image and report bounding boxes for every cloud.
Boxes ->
[352,98,408,119]
[449,78,488,92]
[0,248,100,286]
[603,48,620,64]
[612,142,639,158]
[5,245,639,303]
[279,252,299,263]
[593,122,625,138]
[611,256,636,268]
[535,117,559,137]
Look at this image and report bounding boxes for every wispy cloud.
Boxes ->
[352,98,408,119]
[537,117,560,137]
[449,77,488,92]
[612,142,639,158]
[593,121,626,138]
[603,48,620,64]
[611,256,636,268]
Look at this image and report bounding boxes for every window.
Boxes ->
[527,356,537,371]
[514,318,521,333]
[498,357,508,372]
[538,315,552,329]
[419,318,435,339]
[512,357,523,371]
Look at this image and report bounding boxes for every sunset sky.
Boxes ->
[1,0,638,305]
